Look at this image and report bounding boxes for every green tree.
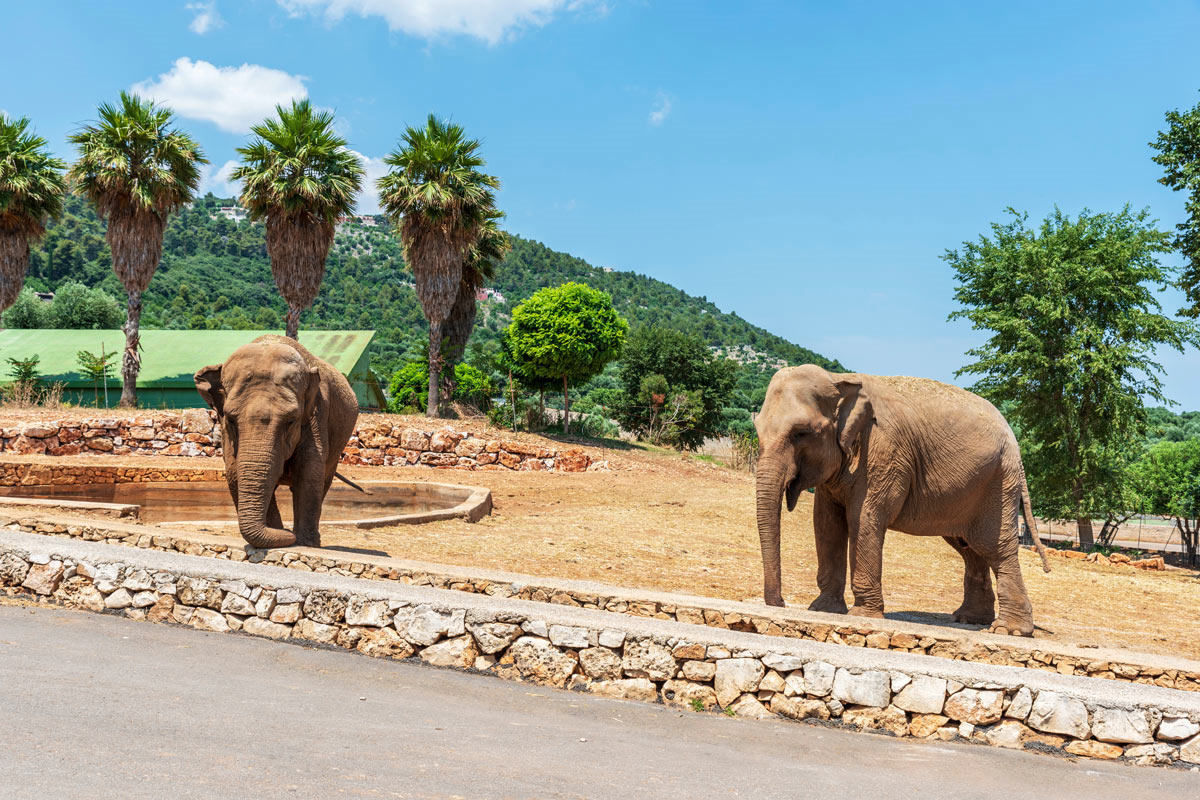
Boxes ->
[617,325,737,450]
[77,345,117,407]
[1151,92,1200,317]
[233,100,364,339]
[504,282,627,434]
[386,360,494,413]
[946,206,1198,546]
[0,114,66,315]
[69,92,207,407]
[1129,439,1200,565]
[377,115,500,417]
[1,289,48,328]
[48,281,123,328]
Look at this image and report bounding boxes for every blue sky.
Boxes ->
[3,0,1199,406]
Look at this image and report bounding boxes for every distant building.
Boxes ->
[217,206,248,222]
[34,292,54,303]
[474,287,506,304]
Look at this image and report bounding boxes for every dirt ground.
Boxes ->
[3,422,1198,660]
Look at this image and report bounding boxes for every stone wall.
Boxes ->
[2,528,1197,769]
[0,414,601,472]
[13,514,1200,695]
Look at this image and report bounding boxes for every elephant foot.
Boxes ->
[988,617,1034,637]
[763,593,786,608]
[848,604,885,620]
[952,604,996,625]
[808,594,848,614]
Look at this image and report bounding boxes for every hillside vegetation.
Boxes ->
[18,194,841,413]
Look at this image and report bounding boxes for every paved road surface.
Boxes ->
[1,603,1194,799]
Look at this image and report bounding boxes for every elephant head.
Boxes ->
[754,365,873,606]
[194,340,321,548]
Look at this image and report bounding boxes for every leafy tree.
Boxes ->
[386,360,494,413]
[946,206,1198,545]
[504,282,627,434]
[617,325,737,449]
[377,115,500,417]
[48,281,123,328]
[69,92,206,407]
[0,114,66,315]
[1129,439,1200,565]
[1,289,49,328]
[1151,92,1200,317]
[233,100,363,339]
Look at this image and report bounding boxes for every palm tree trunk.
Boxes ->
[427,321,442,417]
[285,304,301,339]
[119,289,142,408]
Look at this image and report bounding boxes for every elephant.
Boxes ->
[754,364,1050,636]
[194,335,359,549]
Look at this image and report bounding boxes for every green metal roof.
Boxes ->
[0,329,376,388]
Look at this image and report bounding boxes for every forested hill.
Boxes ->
[20,194,842,387]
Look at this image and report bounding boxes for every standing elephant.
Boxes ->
[754,365,1049,635]
[194,335,359,549]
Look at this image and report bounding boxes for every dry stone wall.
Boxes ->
[14,514,1200,696]
[0,414,600,472]
[2,527,1198,769]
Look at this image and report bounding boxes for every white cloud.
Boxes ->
[200,159,241,198]
[132,58,308,134]
[277,0,599,43]
[350,150,389,214]
[187,1,224,34]
[649,92,672,126]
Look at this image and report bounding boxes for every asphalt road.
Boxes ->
[0,603,1194,799]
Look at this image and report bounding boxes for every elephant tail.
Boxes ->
[334,471,372,495]
[1018,461,1051,573]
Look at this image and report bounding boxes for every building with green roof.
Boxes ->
[0,329,385,410]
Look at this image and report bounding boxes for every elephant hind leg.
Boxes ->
[965,484,1034,636]
[943,536,995,625]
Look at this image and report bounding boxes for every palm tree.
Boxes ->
[445,212,510,365]
[233,100,363,339]
[0,114,67,316]
[70,92,206,407]
[377,115,500,417]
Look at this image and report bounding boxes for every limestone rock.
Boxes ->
[770,694,830,721]
[783,673,806,697]
[521,619,549,638]
[1064,740,1122,760]
[468,622,523,654]
[21,561,64,596]
[420,636,478,668]
[270,603,302,624]
[146,595,175,623]
[293,618,339,644]
[909,713,951,738]
[1005,687,1032,720]
[276,587,305,605]
[131,591,157,608]
[303,590,348,625]
[728,693,774,719]
[843,704,908,736]
[220,593,256,616]
[662,680,719,711]
[621,640,676,681]
[598,629,626,649]
[548,624,592,649]
[399,606,465,646]
[1028,691,1089,739]
[1090,708,1153,744]
[171,604,196,625]
[190,608,230,632]
[986,720,1028,749]
[507,636,578,688]
[802,661,835,697]
[242,617,292,640]
[1124,743,1177,765]
[177,577,223,610]
[55,575,105,612]
[104,587,133,609]
[254,590,276,619]
[0,553,29,586]
[832,669,891,709]
[943,689,1003,725]
[1180,732,1200,765]
[1157,716,1200,741]
[892,676,946,714]
[714,658,765,708]
[121,569,154,592]
[759,671,786,694]
[589,678,658,703]
[357,627,415,659]
[346,597,392,627]
[579,647,623,680]
[761,653,805,672]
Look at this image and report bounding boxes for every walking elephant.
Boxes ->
[194,335,359,549]
[754,365,1050,635]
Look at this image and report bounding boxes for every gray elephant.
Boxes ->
[194,335,359,549]
[754,365,1049,635]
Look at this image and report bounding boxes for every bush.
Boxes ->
[387,361,496,414]
[2,290,49,328]
[1,284,123,329]
[578,412,618,439]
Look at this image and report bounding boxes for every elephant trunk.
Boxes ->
[755,456,787,607]
[235,437,296,549]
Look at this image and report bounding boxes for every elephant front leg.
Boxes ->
[809,490,849,614]
[943,536,995,625]
[848,512,888,619]
[290,457,326,548]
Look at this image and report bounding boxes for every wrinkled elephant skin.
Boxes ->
[754,365,1049,636]
[194,335,359,549]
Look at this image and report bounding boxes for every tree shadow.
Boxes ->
[325,545,389,558]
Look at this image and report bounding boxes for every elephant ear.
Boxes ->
[194,365,225,415]
[834,379,873,457]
